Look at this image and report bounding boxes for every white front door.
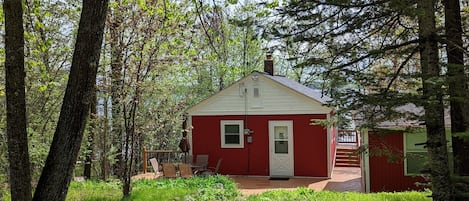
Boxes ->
[269,121,294,177]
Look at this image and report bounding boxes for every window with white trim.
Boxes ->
[221,120,244,148]
[404,131,453,175]
[404,132,427,175]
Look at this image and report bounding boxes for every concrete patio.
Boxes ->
[231,167,362,195]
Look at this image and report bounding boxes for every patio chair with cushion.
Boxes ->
[162,163,178,178]
[178,163,193,178]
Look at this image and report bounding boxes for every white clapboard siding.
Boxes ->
[187,72,332,116]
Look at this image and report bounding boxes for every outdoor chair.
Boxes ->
[183,154,193,164]
[162,163,178,178]
[192,154,208,173]
[194,154,208,168]
[198,158,223,176]
[178,163,193,178]
[149,158,160,175]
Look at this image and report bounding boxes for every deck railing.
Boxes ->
[142,148,183,173]
[337,130,359,144]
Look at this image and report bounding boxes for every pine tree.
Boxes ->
[266,1,456,199]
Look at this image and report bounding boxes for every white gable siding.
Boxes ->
[187,73,331,116]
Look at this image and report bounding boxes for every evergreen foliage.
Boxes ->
[262,0,469,200]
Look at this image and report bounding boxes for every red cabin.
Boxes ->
[186,58,336,178]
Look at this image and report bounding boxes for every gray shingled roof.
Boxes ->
[262,73,332,104]
[353,103,451,128]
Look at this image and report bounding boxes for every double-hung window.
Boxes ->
[404,131,453,175]
[404,132,428,175]
[221,120,244,148]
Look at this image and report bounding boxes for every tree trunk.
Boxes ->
[121,83,141,197]
[135,134,144,175]
[109,2,124,177]
[84,89,98,179]
[444,0,469,176]
[32,0,108,200]
[418,1,454,201]
[100,91,110,181]
[3,0,33,200]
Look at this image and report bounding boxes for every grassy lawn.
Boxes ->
[66,180,122,201]
[67,175,240,201]
[67,176,432,201]
[1,176,431,201]
[245,188,431,201]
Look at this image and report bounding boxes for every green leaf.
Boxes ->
[39,85,48,92]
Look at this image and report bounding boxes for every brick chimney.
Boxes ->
[264,52,274,76]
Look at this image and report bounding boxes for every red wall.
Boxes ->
[368,131,426,192]
[191,114,329,177]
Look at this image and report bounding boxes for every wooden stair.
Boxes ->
[335,148,360,167]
